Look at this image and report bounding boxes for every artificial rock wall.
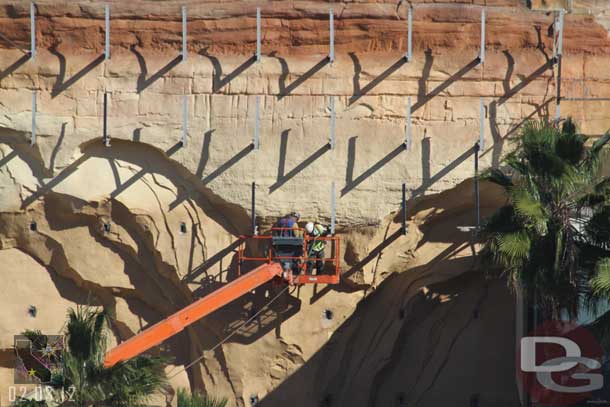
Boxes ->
[0,1,609,406]
[0,0,609,226]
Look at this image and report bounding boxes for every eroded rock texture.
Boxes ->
[0,1,608,406]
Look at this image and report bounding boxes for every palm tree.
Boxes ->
[61,306,168,406]
[480,118,610,319]
[176,388,228,407]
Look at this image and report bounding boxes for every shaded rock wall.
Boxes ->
[0,1,609,406]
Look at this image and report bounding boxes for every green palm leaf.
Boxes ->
[481,118,610,319]
[591,258,610,296]
[177,388,228,407]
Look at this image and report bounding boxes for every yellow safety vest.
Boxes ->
[310,224,327,252]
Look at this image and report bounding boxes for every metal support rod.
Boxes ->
[181,95,187,147]
[406,6,412,61]
[30,3,36,58]
[479,8,485,64]
[329,96,335,149]
[256,7,261,62]
[253,95,260,149]
[474,143,480,229]
[556,9,564,58]
[251,182,256,235]
[103,92,109,147]
[330,181,336,235]
[30,91,36,145]
[182,6,187,62]
[329,8,334,63]
[105,4,110,60]
[402,183,407,235]
[405,96,412,150]
[555,54,562,120]
[555,10,564,121]
[479,98,485,150]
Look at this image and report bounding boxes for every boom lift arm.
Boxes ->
[104,262,283,368]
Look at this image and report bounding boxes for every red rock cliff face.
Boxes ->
[1,0,610,55]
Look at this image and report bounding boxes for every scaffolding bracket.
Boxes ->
[256,7,261,62]
[103,92,110,147]
[479,8,485,64]
[474,142,480,229]
[405,96,412,150]
[554,10,565,121]
[479,98,485,150]
[30,91,36,145]
[182,6,187,62]
[556,9,564,59]
[30,3,36,59]
[253,95,260,149]
[181,95,187,147]
[402,183,407,234]
[330,181,336,235]
[329,8,335,63]
[329,96,335,149]
[405,6,412,62]
[105,4,110,60]
[251,182,257,235]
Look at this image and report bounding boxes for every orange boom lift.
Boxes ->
[104,228,340,368]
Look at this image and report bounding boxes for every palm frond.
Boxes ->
[592,258,610,297]
[585,206,610,247]
[511,187,546,225]
[497,230,531,264]
[177,388,228,407]
[482,168,513,189]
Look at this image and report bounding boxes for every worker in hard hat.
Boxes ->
[275,212,300,237]
[305,221,330,274]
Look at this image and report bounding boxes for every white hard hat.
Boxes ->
[305,222,314,234]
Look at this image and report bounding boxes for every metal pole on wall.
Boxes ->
[30,91,36,145]
[402,183,407,235]
[405,96,412,150]
[474,142,481,230]
[405,6,412,62]
[251,182,257,235]
[182,6,187,62]
[253,95,260,149]
[330,181,336,235]
[30,3,36,59]
[329,96,335,149]
[329,8,334,63]
[105,4,110,60]
[555,9,564,121]
[103,92,110,147]
[181,95,187,147]
[256,7,261,62]
[479,97,485,150]
[479,8,485,64]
